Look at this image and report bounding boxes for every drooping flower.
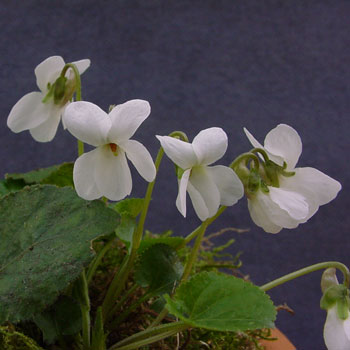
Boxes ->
[243,124,341,233]
[157,128,244,221]
[63,100,156,201]
[321,268,350,350]
[7,56,90,142]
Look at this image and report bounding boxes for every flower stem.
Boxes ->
[102,148,164,322]
[230,152,260,170]
[61,63,84,155]
[183,206,226,244]
[86,238,115,285]
[260,261,350,292]
[108,322,189,350]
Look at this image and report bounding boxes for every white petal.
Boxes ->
[175,169,191,217]
[264,124,302,170]
[121,139,156,182]
[108,100,151,143]
[188,166,221,220]
[35,56,65,93]
[250,190,301,230]
[269,186,309,221]
[324,307,350,350]
[7,92,52,132]
[29,107,62,142]
[207,165,244,206]
[94,146,132,201]
[280,167,341,221]
[247,197,283,234]
[192,127,228,165]
[244,127,284,166]
[73,148,101,200]
[187,182,209,221]
[70,59,91,75]
[156,135,197,169]
[63,101,110,146]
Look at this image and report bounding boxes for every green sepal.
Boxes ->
[53,76,67,104]
[320,284,349,312]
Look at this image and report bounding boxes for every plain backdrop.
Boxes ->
[1,1,349,349]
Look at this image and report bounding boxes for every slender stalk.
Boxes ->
[108,283,138,318]
[109,292,152,329]
[230,152,260,170]
[60,63,84,155]
[87,239,115,284]
[102,148,164,321]
[260,261,350,292]
[108,322,188,350]
[181,220,209,281]
[183,206,226,245]
[148,308,169,329]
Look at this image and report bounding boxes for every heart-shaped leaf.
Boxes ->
[0,185,120,323]
[165,271,276,332]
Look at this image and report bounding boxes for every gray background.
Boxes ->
[1,1,349,349]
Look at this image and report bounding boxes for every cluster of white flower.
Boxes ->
[6,56,345,349]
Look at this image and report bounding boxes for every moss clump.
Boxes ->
[0,326,44,350]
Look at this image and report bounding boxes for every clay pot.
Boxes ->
[259,329,296,350]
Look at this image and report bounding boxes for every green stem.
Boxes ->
[148,308,169,329]
[249,148,269,163]
[230,152,260,170]
[87,239,115,284]
[181,220,209,281]
[108,322,188,350]
[61,63,84,155]
[109,292,152,329]
[168,130,189,142]
[260,261,350,292]
[102,148,164,321]
[183,206,226,244]
[76,270,91,349]
[108,283,138,318]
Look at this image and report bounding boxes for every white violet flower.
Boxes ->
[63,100,156,201]
[244,124,341,233]
[7,55,90,142]
[324,305,350,350]
[157,128,244,221]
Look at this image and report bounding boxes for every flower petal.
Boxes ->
[247,197,283,234]
[188,166,220,220]
[121,139,156,182]
[250,190,301,230]
[269,186,309,221]
[324,307,350,350]
[7,92,52,132]
[187,182,209,221]
[29,106,62,142]
[73,148,101,200]
[206,165,244,206]
[175,169,191,217]
[63,101,111,146]
[156,135,197,169]
[280,167,341,221]
[94,146,132,201]
[35,56,65,93]
[244,127,284,166]
[108,100,151,143]
[71,59,91,75]
[264,124,302,170]
[192,127,228,165]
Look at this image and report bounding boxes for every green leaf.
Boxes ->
[138,237,185,255]
[0,185,120,323]
[115,215,136,252]
[33,296,82,344]
[165,271,276,332]
[135,244,184,296]
[113,198,144,217]
[5,162,74,188]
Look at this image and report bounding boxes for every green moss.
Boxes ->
[0,326,44,350]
